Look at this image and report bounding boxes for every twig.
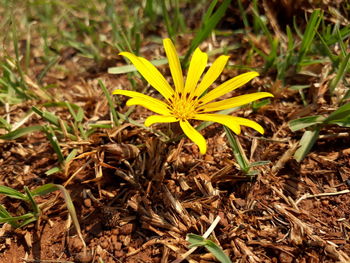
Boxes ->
[319,132,350,139]
[171,215,221,263]
[22,259,74,263]
[296,189,350,205]
[64,158,93,187]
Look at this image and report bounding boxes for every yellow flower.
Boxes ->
[113,38,273,154]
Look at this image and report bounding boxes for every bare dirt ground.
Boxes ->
[1,54,349,262]
[0,2,350,263]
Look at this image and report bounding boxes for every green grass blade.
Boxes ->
[160,0,174,40]
[329,53,350,94]
[335,25,347,57]
[224,126,250,173]
[17,216,38,228]
[45,167,61,176]
[37,56,60,84]
[237,0,249,30]
[99,80,120,126]
[32,106,73,133]
[64,101,78,122]
[43,101,81,110]
[54,184,86,248]
[325,25,350,46]
[31,106,59,126]
[0,204,19,227]
[202,0,218,23]
[294,128,320,162]
[187,234,232,263]
[145,0,155,20]
[30,183,59,197]
[264,37,278,73]
[29,183,85,246]
[0,117,12,131]
[0,185,27,200]
[251,5,273,45]
[297,9,323,71]
[316,32,337,64]
[288,115,325,132]
[108,58,168,74]
[108,45,239,75]
[182,0,231,66]
[204,239,231,263]
[43,125,65,163]
[0,213,35,224]
[0,204,12,218]
[324,102,350,125]
[66,148,78,163]
[24,186,40,216]
[0,125,42,140]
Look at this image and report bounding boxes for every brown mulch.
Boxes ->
[1,3,350,263]
[0,61,349,262]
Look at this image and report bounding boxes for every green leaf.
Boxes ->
[182,0,231,66]
[205,240,232,263]
[0,185,27,200]
[251,5,273,45]
[224,127,250,173]
[0,117,12,131]
[0,204,12,218]
[66,148,78,163]
[294,128,320,162]
[76,107,84,122]
[289,115,325,132]
[31,183,85,246]
[329,53,350,94]
[108,45,239,74]
[108,58,168,74]
[32,106,73,133]
[45,166,61,175]
[0,213,35,224]
[43,101,80,111]
[99,80,120,126]
[17,216,38,228]
[187,234,231,263]
[54,184,86,248]
[187,233,208,247]
[249,160,270,167]
[297,9,323,71]
[24,186,40,216]
[0,125,43,140]
[160,0,174,40]
[30,183,58,197]
[324,102,350,126]
[0,204,18,227]
[43,125,65,163]
[252,98,271,111]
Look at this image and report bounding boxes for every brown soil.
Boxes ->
[1,67,349,262]
[1,3,350,263]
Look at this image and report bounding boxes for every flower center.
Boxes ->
[170,94,199,121]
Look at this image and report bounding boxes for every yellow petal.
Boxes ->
[127,98,171,115]
[183,48,208,96]
[119,52,174,99]
[113,89,171,115]
[163,38,184,93]
[193,114,241,134]
[232,117,264,134]
[194,55,229,97]
[199,92,273,112]
[179,120,207,154]
[144,115,178,127]
[200,71,259,104]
